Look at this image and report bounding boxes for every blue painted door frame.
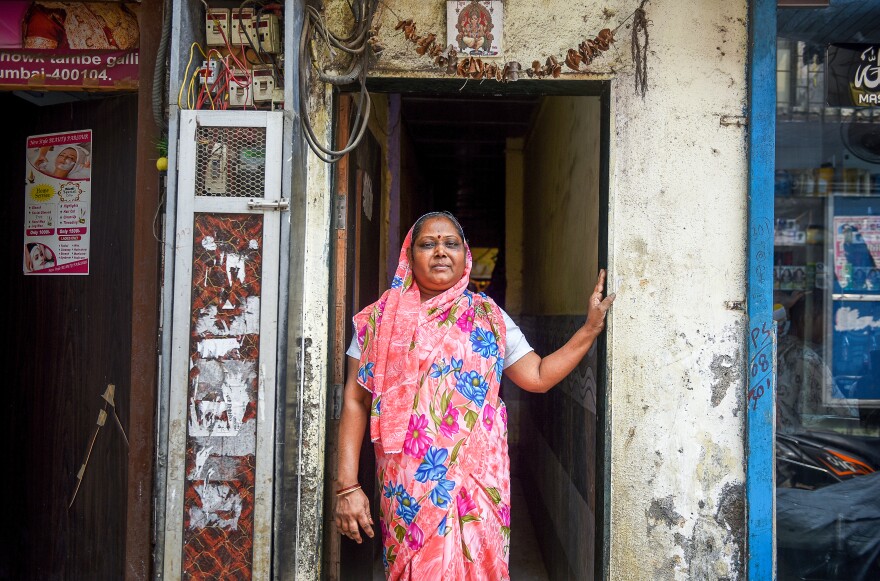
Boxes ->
[747,0,776,579]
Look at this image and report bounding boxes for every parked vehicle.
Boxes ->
[776,429,880,490]
[777,430,880,580]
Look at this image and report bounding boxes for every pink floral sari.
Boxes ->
[353,228,511,580]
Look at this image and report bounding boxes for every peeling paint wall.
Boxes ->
[182,215,265,577]
[515,95,602,579]
[523,97,601,315]
[504,137,525,319]
[604,0,748,577]
[311,1,750,578]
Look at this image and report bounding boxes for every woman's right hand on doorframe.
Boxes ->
[335,488,374,544]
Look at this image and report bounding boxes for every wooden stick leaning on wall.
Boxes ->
[69,384,129,509]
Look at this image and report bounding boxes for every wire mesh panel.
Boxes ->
[195,125,267,198]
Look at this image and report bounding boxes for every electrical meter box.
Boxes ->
[228,69,253,107]
[203,143,228,194]
[230,7,255,44]
[251,67,275,102]
[198,59,219,85]
[237,146,266,179]
[205,9,230,46]
[255,14,281,54]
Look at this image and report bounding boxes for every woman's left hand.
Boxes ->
[506,268,616,393]
[585,269,615,334]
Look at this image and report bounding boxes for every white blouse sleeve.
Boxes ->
[346,334,361,360]
[499,308,534,368]
[346,308,534,369]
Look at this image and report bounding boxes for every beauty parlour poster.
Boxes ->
[23,129,92,275]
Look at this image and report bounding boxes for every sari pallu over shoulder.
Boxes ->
[352,225,477,453]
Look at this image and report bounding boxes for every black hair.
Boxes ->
[411,211,466,243]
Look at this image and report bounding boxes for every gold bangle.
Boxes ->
[336,485,362,497]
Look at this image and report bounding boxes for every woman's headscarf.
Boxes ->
[353,221,473,454]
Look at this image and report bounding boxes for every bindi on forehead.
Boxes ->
[422,219,459,234]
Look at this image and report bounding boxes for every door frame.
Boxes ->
[323,78,613,579]
[746,0,777,578]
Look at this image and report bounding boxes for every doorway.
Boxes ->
[0,92,138,579]
[324,85,609,580]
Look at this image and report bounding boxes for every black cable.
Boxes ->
[299,0,379,162]
[300,23,364,160]
[238,0,267,65]
[152,0,172,128]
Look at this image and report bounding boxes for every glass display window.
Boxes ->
[775,5,880,580]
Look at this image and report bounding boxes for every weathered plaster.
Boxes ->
[291,81,334,580]
[325,1,627,79]
[522,96,601,316]
[606,0,749,577]
[517,94,601,574]
[309,1,750,578]
[504,137,525,318]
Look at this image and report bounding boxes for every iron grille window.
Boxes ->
[195,125,267,198]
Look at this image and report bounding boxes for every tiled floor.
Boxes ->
[371,477,549,580]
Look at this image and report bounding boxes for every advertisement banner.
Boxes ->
[23,130,92,275]
[833,215,880,292]
[827,44,880,107]
[0,1,139,91]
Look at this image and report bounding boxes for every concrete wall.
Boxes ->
[605,2,748,578]
[314,1,750,578]
[522,97,601,315]
[505,137,525,318]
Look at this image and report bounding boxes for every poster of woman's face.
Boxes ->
[24,129,92,276]
[27,142,91,181]
[24,242,55,272]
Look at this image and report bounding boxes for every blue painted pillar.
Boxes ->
[747,0,776,579]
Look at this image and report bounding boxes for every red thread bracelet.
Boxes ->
[336,483,361,496]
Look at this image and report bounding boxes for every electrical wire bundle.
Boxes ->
[300,0,382,163]
[178,40,249,110]
[178,0,284,111]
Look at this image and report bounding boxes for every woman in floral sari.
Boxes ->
[335,211,614,579]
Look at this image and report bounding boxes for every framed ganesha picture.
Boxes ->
[447,1,503,58]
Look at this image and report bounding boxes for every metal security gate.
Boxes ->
[163,110,284,579]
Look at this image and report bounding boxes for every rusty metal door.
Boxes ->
[162,110,284,579]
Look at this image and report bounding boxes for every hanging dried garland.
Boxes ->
[387,17,618,82]
[301,2,650,162]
